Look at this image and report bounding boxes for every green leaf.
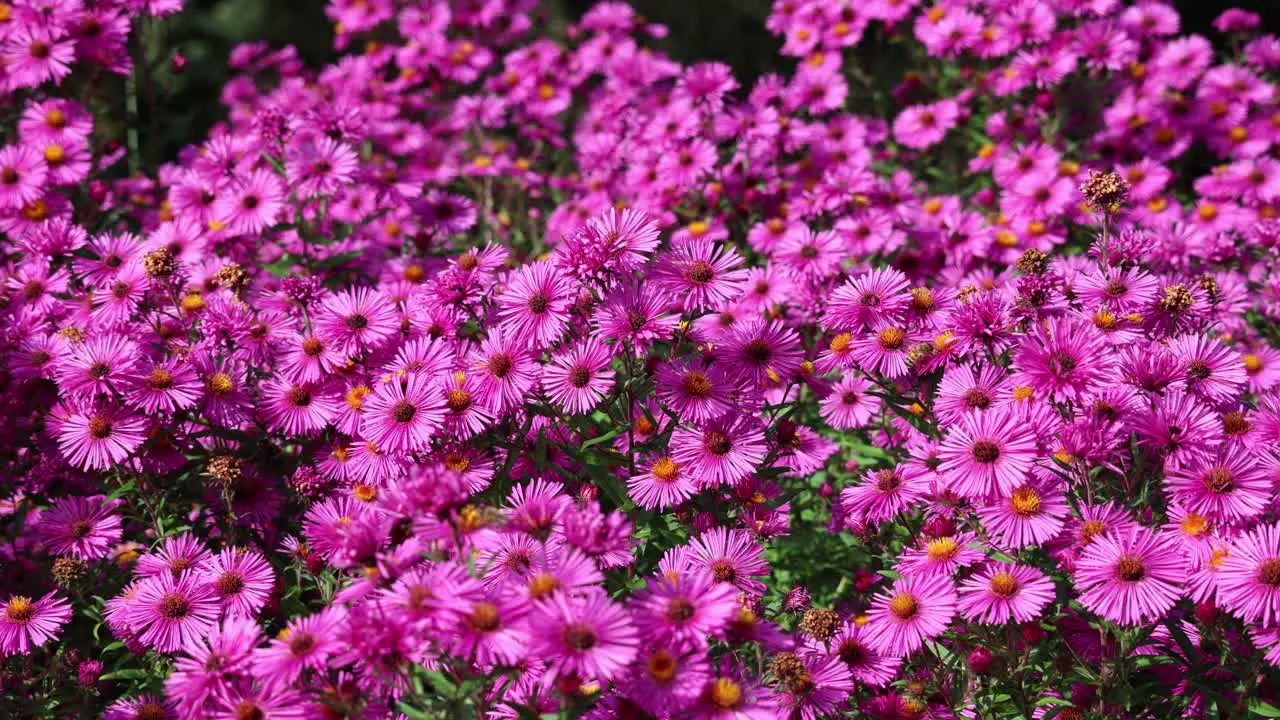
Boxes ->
[100,668,149,681]
[581,428,623,449]
[1250,700,1280,718]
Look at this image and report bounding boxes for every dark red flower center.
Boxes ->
[562,623,596,651]
[703,431,732,456]
[289,631,317,656]
[216,572,245,596]
[971,440,1000,464]
[289,386,312,407]
[1116,555,1145,582]
[88,416,113,439]
[569,366,592,388]
[685,260,715,285]
[666,597,696,623]
[160,592,191,619]
[1203,467,1234,494]
[488,353,514,378]
[527,293,550,314]
[1259,559,1280,587]
[392,400,417,424]
[743,339,772,364]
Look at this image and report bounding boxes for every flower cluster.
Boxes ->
[5,0,1280,718]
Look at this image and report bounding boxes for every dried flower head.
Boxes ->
[206,454,243,486]
[143,248,176,278]
[1015,249,1049,275]
[1080,170,1130,213]
[799,607,841,641]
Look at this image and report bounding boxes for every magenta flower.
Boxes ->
[36,495,123,560]
[957,563,1056,624]
[542,338,617,415]
[1165,445,1271,524]
[629,453,699,510]
[937,409,1039,500]
[495,261,576,348]
[1075,526,1185,626]
[649,237,748,311]
[656,359,736,425]
[126,573,221,653]
[0,592,71,655]
[841,465,930,524]
[864,574,958,657]
[360,373,446,454]
[816,621,902,687]
[892,99,960,149]
[199,549,275,618]
[529,592,638,682]
[1218,523,1280,625]
[633,570,740,646]
[670,413,767,488]
[686,528,770,597]
[315,287,400,356]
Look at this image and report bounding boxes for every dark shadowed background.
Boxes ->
[150,0,1280,159]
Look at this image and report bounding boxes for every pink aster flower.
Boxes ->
[127,572,221,653]
[36,495,123,560]
[1013,316,1114,402]
[261,379,341,437]
[57,402,147,471]
[199,549,275,618]
[841,465,930,524]
[633,570,740,646]
[135,533,212,579]
[314,287,400,357]
[468,329,539,414]
[864,574,958,657]
[1075,526,1186,626]
[126,358,202,414]
[686,527,770,596]
[594,280,678,350]
[102,695,177,720]
[542,338,617,415]
[0,592,71,655]
[529,592,638,682]
[212,168,285,235]
[629,453,699,510]
[656,359,736,425]
[495,261,577,348]
[1165,445,1271,524]
[957,563,1056,624]
[718,318,804,388]
[817,621,903,687]
[819,375,883,430]
[57,334,139,397]
[937,409,1039,500]
[896,531,986,578]
[976,476,1069,549]
[360,372,447,454]
[650,237,749,312]
[251,606,346,686]
[0,144,48,210]
[1218,523,1280,625]
[1169,334,1248,403]
[619,643,711,716]
[670,413,768,488]
[893,99,960,150]
[824,268,912,331]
